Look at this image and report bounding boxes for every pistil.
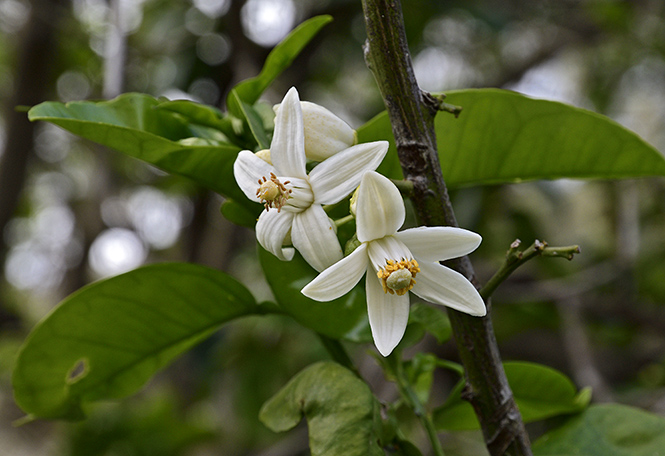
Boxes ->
[377,258,420,295]
[256,172,292,212]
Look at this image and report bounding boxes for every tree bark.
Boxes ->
[360,1,532,454]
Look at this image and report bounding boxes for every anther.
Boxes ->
[377,259,420,295]
[256,172,292,212]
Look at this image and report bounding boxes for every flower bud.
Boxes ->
[255,149,272,164]
[274,101,357,161]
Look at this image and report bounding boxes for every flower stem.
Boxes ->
[316,333,360,377]
[388,353,445,456]
[391,178,414,196]
[334,214,355,227]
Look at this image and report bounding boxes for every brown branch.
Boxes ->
[360,1,532,454]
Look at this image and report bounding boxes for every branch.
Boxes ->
[480,239,581,300]
[360,1,532,454]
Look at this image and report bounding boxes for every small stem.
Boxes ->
[480,239,581,300]
[390,178,414,196]
[430,93,463,118]
[317,333,360,377]
[334,214,355,227]
[388,353,445,456]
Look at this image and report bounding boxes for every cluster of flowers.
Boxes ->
[234,88,486,356]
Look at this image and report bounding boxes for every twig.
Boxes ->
[480,239,581,300]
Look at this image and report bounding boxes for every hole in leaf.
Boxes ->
[66,358,89,384]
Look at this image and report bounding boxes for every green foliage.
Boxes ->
[13,263,258,420]
[358,89,665,186]
[229,92,271,150]
[533,404,665,455]
[408,303,452,344]
[220,199,262,228]
[28,94,245,202]
[434,361,590,430]
[226,15,333,117]
[258,247,371,342]
[259,361,383,456]
[66,392,215,456]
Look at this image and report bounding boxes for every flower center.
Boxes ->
[256,172,292,212]
[376,259,420,296]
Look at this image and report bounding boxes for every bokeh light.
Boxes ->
[241,0,295,47]
[88,228,147,278]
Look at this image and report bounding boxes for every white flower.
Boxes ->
[274,100,357,162]
[302,171,486,356]
[233,87,388,272]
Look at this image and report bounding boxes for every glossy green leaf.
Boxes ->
[226,15,333,117]
[28,93,245,201]
[13,263,258,420]
[259,361,383,456]
[154,99,227,131]
[433,361,590,431]
[230,91,271,149]
[533,404,665,456]
[155,99,243,144]
[408,303,452,344]
[220,199,261,228]
[258,247,371,342]
[357,89,665,186]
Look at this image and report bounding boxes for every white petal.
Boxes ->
[366,270,410,356]
[233,150,275,202]
[356,171,405,243]
[300,101,358,161]
[255,208,295,261]
[411,262,486,316]
[271,87,307,178]
[366,236,413,272]
[301,243,368,301]
[395,226,482,262]
[309,141,389,205]
[291,204,343,272]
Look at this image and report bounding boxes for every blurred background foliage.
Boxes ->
[1,0,665,454]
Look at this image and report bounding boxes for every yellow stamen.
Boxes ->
[256,172,292,212]
[376,258,420,295]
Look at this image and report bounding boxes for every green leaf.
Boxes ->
[220,199,261,228]
[28,93,245,202]
[357,89,665,186]
[13,263,258,420]
[408,303,452,344]
[258,247,371,342]
[533,403,665,456]
[404,353,438,405]
[155,99,242,144]
[259,361,383,456]
[433,361,590,431]
[226,15,333,117]
[230,91,271,149]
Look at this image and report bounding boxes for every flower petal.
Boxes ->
[396,226,482,262]
[411,262,486,316]
[366,235,413,272]
[308,141,389,205]
[233,150,275,202]
[301,101,357,161]
[256,208,295,262]
[301,243,368,301]
[291,204,344,272]
[271,87,307,178]
[366,271,410,356]
[356,171,405,243]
